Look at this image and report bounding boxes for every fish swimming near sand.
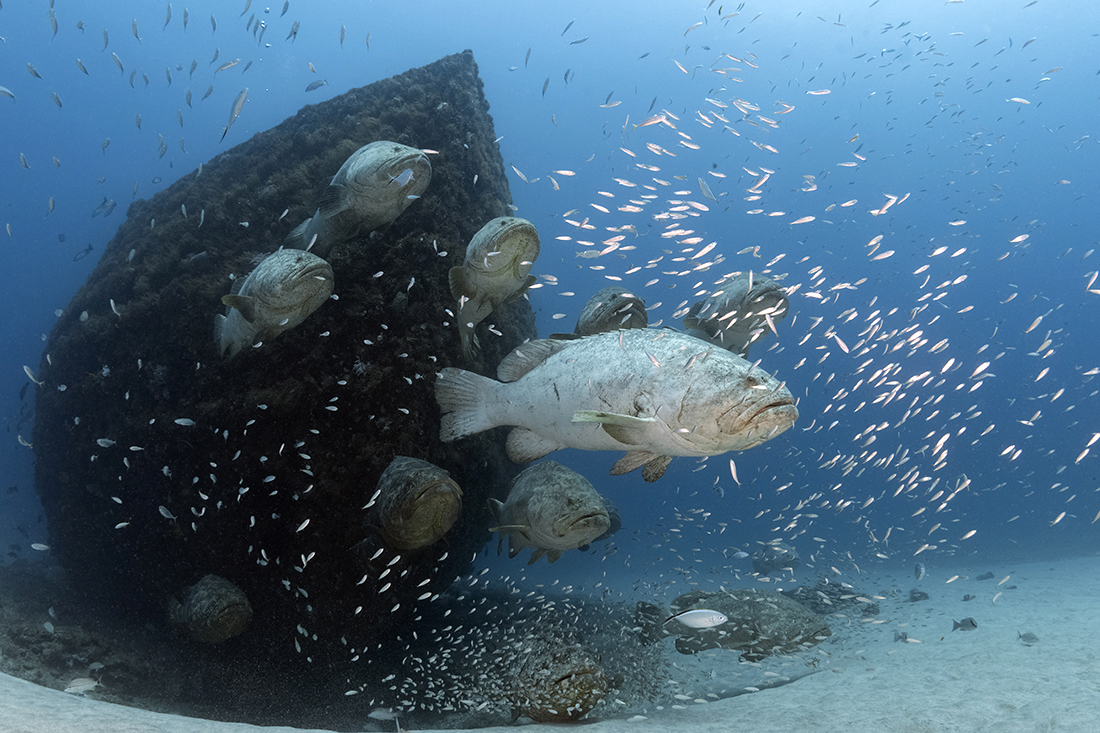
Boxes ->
[953,617,978,632]
[914,562,926,581]
[665,608,728,629]
[489,460,610,564]
[436,329,797,481]
[1018,631,1039,645]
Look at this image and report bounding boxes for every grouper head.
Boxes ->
[528,485,610,553]
[382,477,463,550]
[669,349,798,454]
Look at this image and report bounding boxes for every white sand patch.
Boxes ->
[2,556,1096,733]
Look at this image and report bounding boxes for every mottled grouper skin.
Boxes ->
[437,328,798,480]
[370,456,463,550]
[286,141,431,257]
[171,574,253,644]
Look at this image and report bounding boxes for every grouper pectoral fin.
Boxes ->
[221,294,256,322]
[505,427,564,463]
[315,183,346,219]
[641,454,673,482]
[573,410,656,444]
[610,450,663,476]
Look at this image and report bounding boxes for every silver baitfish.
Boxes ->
[489,460,610,564]
[368,456,463,550]
[168,574,252,643]
[216,248,334,358]
[285,141,431,257]
[682,271,790,356]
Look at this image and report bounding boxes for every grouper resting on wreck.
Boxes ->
[285,140,431,257]
[216,248,334,358]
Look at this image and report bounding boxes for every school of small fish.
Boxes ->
[3,0,1093,724]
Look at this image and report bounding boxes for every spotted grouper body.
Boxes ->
[169,574,253,644]
[216,248,334,358]
[436,328,798,481]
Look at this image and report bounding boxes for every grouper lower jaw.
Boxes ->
[556,513,610,540]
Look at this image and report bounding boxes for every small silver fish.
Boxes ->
[664,608,728,628]
[952,617,977,632]
[389,167,414,186]
[305,79,328,92]
[220,87,248,142]
[914,562,926,581]
[1018,631,1039,646]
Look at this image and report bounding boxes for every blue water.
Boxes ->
[2,0,1098,655]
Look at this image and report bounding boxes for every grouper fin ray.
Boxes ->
[610,450,664,476]
[505,427,564,463]
[642,454,673,482]
[287,211,330,254]
[435,368,499,441]
[315,183,346,219]
[496,339,571,383]
[487,498,504,525]
[221,294,256,322]
[448,265,473,302]
[573,410,656,444]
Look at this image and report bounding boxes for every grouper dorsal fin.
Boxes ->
[221,294,257,323]
[496,339,571,382]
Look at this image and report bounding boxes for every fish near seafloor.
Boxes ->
[953,617,978,632]
[666,608,728,629]
[507,629,608,723]
[683,271,790,356]
[366,456,462,550]
[489,460,610,564]
[1018,631,1039,645]
[285,141,431,257]
[168,574,252,643]
[449,216,541,362]
[216,248,334,358]
[436,328,798,482]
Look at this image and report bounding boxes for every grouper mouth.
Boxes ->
[719,396,799,438]
[554,512,610,538]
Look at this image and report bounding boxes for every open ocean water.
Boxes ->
[1,0,1098,728]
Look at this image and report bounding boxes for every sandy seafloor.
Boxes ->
[2,554,1097,733]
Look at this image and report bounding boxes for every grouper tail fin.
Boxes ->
[435,368,499,442]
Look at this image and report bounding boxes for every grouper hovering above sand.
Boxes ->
[436,329,798,481]
[489,460,610,564]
